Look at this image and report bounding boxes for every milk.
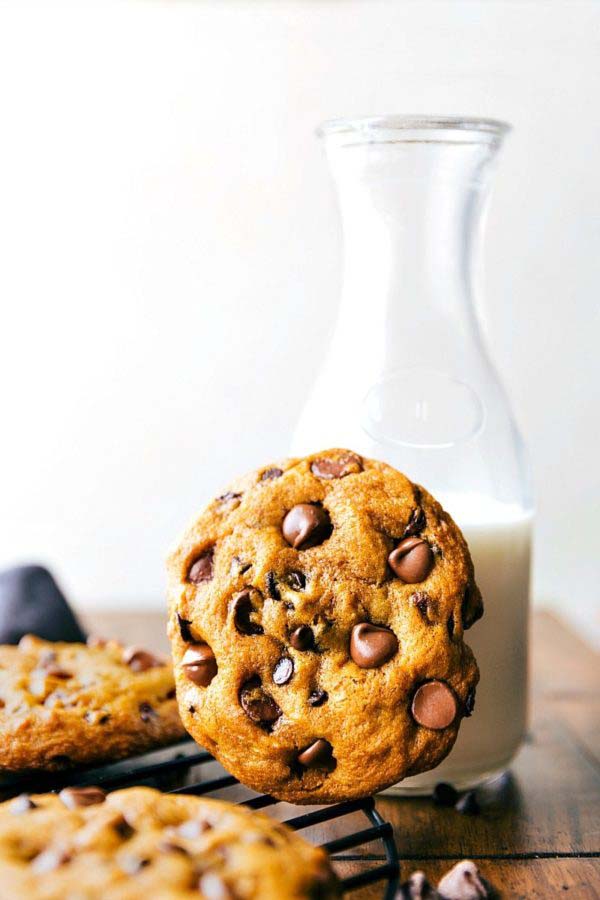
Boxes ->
[390,493,533,793]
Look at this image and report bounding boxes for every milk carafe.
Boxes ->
[291,116,533,792]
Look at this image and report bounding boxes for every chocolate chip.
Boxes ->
[181,643,218,687]
[388,537,434,583]
[198,873,233,900]
[399,871,437,899]
[177,613,194,642]
[157,839,189,855]
[412,681,458,730]
[296,738,334,768]
[31,848,71,873]
[273,657,294,685]
[122,646,163,672]
[350,623,398,669]
[433,782,459,807]
[231,590,263,636]
[437,860,490,898]
[217,491,242,505]
[113,816,135,839]
[455,791,480,816]
[411,591,437,623]
[308,689,328,707]
[265,571,280,600]
[464,688,476,717]
[286,570,306,591]
[261,467,283,481]
[188,548,214,584]
[290,625,314,651]
[239,678,282,727]
[447,615,455,639]
[310,452,363,479]
[10,794,37,814]
[403,507,426,538]
[231,557,251,576]
[139,702,157,723]
[462,584,484,630]
[84,710,110,725]
[282,504,332,550]
[59,786,106,809]
[42,664,72,679]
[120,856,150,876]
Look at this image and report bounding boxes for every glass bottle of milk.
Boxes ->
[291,115,533,793]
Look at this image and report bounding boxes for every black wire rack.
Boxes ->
[1,738,400,898]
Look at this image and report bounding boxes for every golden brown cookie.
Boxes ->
[0,785,339,899]
[167,450,482,803]
[0,635,185,773]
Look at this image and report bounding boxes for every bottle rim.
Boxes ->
[317,115,511,144]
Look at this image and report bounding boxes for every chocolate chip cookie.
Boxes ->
[0,786,338,899]
[0,635,185,773]
[167,449,482,803]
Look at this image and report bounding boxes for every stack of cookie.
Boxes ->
[0,449,483,898]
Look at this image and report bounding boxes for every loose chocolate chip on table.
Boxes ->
[286,570,306,591]
[122,646,163,672]
[188,548,214,584]
[297,738,334,768]
[282,504,332,550]
[261,467,283,481]
[177,613,194,642]
[350,623,399,668]
[308,689,328,707]
[412,681,458,730]
[59,786,106,809]
[398,871,437,899]
[402,507,427,538]
[181,644,218,687]
[265,571,280,600]
[462,584,484,630]
[464,688,476,717]
[310,452,363,480]
[10,794,37,814]
[239,678,282,727]
[231,590,263,636]
[273,657,294,685]
[290,625,314,651]
[455,791,480,816]
[139,702,157,723]
[388,537,434,583]
[433,782,459,807]
[437,859,490,899]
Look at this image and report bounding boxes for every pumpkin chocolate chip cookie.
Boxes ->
[167,449,482,803]
[0,785,338,899]
[0,635,185,773]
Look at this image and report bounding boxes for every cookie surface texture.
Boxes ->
[0,635,185,772]
[0,786,338,899]
[167,449,481,803]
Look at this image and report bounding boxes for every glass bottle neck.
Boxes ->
[326,136,501,375]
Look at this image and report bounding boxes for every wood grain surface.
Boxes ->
[84,610,600,898]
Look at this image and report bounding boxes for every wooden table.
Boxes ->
[85,611,600,898]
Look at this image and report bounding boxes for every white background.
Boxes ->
[0,1,598,643]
